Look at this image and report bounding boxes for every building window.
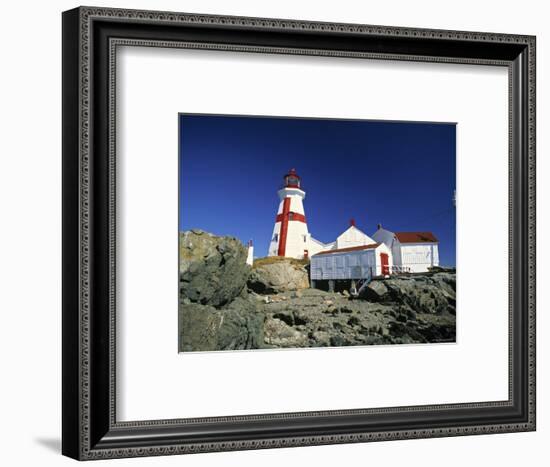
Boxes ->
[273,234,278,242]
[303,235,307,243]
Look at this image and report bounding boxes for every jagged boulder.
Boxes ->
[179,230,250,307]
[248,259,309,294]
[378,274,456,315]
[179,297,264,352]
[264,317,308,347]
[360,280,389,302]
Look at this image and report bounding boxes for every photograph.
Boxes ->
[178,114,457,352]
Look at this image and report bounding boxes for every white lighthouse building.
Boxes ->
[372,225,439,273]
[267,169,441,276]
[267,169,328,259]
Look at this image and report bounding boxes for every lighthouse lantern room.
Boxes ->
[284,169,301,188]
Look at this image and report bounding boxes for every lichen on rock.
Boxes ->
[247,259,309,294]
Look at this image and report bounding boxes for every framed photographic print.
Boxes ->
[62,6,536,460]
[178,114,457,352]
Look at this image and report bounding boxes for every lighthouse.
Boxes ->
[268,169,311,259]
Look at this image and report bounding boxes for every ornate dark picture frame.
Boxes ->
[62,6,536,460]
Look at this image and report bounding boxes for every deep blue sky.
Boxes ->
[179,114,456,266]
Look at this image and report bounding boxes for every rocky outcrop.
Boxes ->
[360,273,456,315]
[253,287,455,347]
[178,230,264,352]
[179,297,264,352]
[179,230,250,307]
[247,259,309,294]
[178,230,455,351]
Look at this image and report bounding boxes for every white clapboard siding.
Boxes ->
[310,243,393,280]
[398,243,440,273]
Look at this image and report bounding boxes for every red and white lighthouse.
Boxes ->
[268,169,311,259]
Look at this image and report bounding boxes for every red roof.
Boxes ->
[395,232,438,243]
[312,243,380,256]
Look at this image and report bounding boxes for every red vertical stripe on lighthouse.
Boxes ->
[277,197,291,256]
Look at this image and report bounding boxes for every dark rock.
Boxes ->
[406,308,417,321]
[360,280,389,301]
[428,266,456,274]
[347,315,361,326]
[292,309,310,325]
[179,230,250,307]
[179,298,264,352]
[364,274,456,315]
[273,310,295,326]
[179,303,219,352]
[329,335,347,347]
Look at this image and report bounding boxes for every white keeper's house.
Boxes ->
[372,225,439,273]
[267,169,441,283]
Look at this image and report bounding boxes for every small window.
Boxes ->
[303,235,307,243]
[273,234,279,242]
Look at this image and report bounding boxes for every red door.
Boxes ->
[380,253,389,275]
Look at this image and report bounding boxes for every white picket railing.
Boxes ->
[390,265,411,274]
